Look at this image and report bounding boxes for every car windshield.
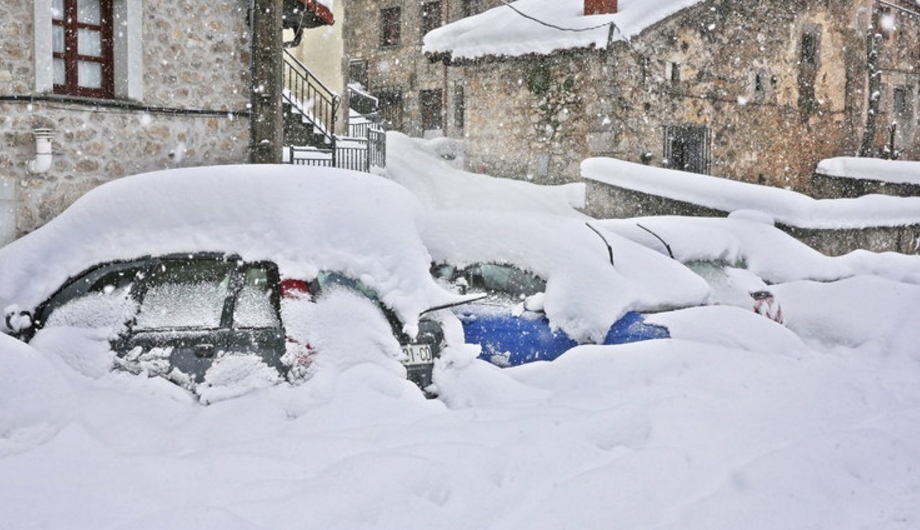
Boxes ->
[434,263,546,301]
[312,271,381,302]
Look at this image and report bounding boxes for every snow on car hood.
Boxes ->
[419,210,710,343]
[0,165,462,332]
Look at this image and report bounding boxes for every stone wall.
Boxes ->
[460,0,877,194]
[342,0,504,139]
[0,0,251,242]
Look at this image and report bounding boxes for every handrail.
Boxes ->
[282,49,338,144]
[284,49,338,95]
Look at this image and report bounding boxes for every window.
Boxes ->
[664,125,711,174]
[52,0,114,98]
[134,260,236,330]
[377,89,403,130]
[801,33,818,65]
[380,7,401,47]
[461,0,485,17]
[234,265,282,329]
[39,260,147,329]
[348,60,368,88]
[893,86,912,119]
[421,1,442,37]
[454,85,465,129]
[35,0,142,99]
[670,62,681,83]
[420,89,443,132]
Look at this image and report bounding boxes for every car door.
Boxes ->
[121,256,286,384]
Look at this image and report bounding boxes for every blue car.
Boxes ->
[433,263,669,367]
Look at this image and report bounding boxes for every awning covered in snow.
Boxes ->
[284,0,334,30]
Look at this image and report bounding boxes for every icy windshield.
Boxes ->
[434,263,546,301]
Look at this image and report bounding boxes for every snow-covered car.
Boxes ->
[0,165,467,397]
[431,261,669,366]
[599,215,793,323]
[420,211,711,366]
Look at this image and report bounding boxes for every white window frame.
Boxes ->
[34,0,143,100]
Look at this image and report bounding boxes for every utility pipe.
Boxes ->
[27,128,54,174]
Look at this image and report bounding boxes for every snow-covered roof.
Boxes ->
[423,0,706,61]
[0,165,461,331]
[582,157,920,230]
[816,157,920,186]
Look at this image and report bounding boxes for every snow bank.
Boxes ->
[817,157,920,185]
[773,275,920,354]
[0,165,463,331]
[423,0,706,61]
[0,334,76,456]
[583,157,920,229]
[386,132,586,216]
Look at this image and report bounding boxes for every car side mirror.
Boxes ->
[523,292,546,313]
[4,307,34,335]
[512,293,546,317]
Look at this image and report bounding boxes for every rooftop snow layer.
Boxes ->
[423,0,705,60]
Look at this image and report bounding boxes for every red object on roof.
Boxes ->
[301,0,334,26]
[584,0,617,15]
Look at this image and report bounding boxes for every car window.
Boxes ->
[312,271,380,302]
[40,261,148,330]
[134,259,235,330]
[234,264,281,328]
[436,263,546,300]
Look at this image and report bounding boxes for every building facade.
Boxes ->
[341,0,503,139]
[422,0,919,194]
[0,0,253,243]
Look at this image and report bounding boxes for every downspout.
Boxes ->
[442,0,449,136]
[27,128,54,174]
[860,23,882,157]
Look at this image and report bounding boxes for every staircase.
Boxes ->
[282,50,385,172]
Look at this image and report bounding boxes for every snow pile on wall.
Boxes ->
[583,157,920,229]
[817,157,920,185]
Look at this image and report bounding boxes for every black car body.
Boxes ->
[18,253,445,393]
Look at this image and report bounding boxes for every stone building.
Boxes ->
[420,0,920,193]
[0,0,258,243]
[341,0,503,139]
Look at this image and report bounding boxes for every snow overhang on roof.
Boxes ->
[423,0,706,63]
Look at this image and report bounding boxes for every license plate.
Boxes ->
[402,343,434,366]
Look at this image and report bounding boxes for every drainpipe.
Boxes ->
[27,128,54,174]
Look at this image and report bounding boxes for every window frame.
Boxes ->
[35,0,143,100]
[52,0,115,98]
[420,1,443,39]
[420,88,443,132]
[380,6,402,47]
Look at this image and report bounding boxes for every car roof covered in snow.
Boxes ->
[0,165,463,331]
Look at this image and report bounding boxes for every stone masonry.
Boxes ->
[429,0,920,196]
[457,0,880,192]
[0,0,252,241]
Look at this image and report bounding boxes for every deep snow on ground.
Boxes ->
[2,137,920,529]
